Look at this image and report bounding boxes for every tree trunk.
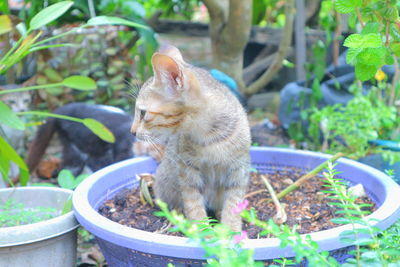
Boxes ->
[203,0,253,91]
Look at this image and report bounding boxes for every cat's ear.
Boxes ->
[151,53,184,95]
[22,76,37,87]
[158,44,184,62]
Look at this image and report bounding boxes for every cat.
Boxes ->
[26,102,155,177]
[0,84,34,186]
[131,45,251,232]
[0,84,33,154]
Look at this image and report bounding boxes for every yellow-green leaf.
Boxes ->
[0,15,12,35]
[0,100,25,130]
[87,16,149,30]
[82,118,115,143]
[29,1,73,30]
[355,63,378,81]
[62,76,97,90]
[0,135,29,186]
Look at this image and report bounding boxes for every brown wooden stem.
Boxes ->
[244,0,295,95]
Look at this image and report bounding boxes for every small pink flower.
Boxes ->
[232,199,249,215]
[233,231,248,244]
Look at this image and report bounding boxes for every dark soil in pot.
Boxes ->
[98,168,375,239]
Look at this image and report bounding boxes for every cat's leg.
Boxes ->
[60,141,86,176]
[153,158,182,211]
[86,150,114,172]
[220,164,249,232]
[179,167,207,222]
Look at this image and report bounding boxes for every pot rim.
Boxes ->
[73,147,400,260]
[0,187,79,247]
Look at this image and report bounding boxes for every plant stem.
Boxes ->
[0,35,24,65]
[385,20,390,47]
[17,111,83,123]
[355,8,364,28]
[261,174,287,224]
[390,56,400,106]
[277,152,344,199]
[0,83,64,94]
[32,25,87,47]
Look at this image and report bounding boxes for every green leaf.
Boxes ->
[0,100,25,130]
[62,76,97,90]
[73,174,89,188]
[0,15,12,35]
[29,43,77,52]
[356,47,387,65]
[0,135,29,185]
[385,7,399,22]
[29,1,74,30]
[346,48,362,64]
[62,195,72,214]
[82,118,115,143]
[335,0,362,14]
[390,42,400,57]
[361,22,380,35]
[344,33,382,48]
[331,217,351,224]
[87,16,149,30]
[355,63,378,81]
[0,0,9,14]
[57,169,75,189]
[31,182,57,187]
[385,51,395,65]
[343,34,363,48]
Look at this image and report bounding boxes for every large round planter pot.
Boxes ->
[73,147,400,266]
[0,187,79,266]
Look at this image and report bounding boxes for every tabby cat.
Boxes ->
[0,84,32,154]
[131,45,251,231]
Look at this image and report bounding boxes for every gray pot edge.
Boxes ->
[0,186,79,247]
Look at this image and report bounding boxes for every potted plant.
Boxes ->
[0,187,78,266]
[73,147,400,266]
[0,2,150,266]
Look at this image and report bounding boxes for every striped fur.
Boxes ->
[131,45,251,231]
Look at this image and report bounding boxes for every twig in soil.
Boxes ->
[244,189,267,199]
[277,152,344,200]
[138,174,154,207]
[261,174,287,224]
[155,221,172,234]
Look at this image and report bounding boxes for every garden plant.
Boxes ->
[1,0,400,266]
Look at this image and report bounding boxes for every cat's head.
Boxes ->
[131,45,204,143]
[0,84,32,112]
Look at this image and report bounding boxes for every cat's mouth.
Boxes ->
[135,133,154,143]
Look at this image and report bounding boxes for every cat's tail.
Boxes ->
[26,117,57,174]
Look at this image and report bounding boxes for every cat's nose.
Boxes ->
[130,122,138,136]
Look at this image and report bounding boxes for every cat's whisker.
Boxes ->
[146,136,190,168]
[124,78,141,99]
[144,136,187,168]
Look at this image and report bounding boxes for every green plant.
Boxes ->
[323,162,400,266]
[0,198,57,227]
[0,1,148,185]
[156,200,263,267]
[156,162,400,266]
[308,93,399,161]
[335,0,399,82]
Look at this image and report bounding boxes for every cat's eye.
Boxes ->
[139,109,146,120]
